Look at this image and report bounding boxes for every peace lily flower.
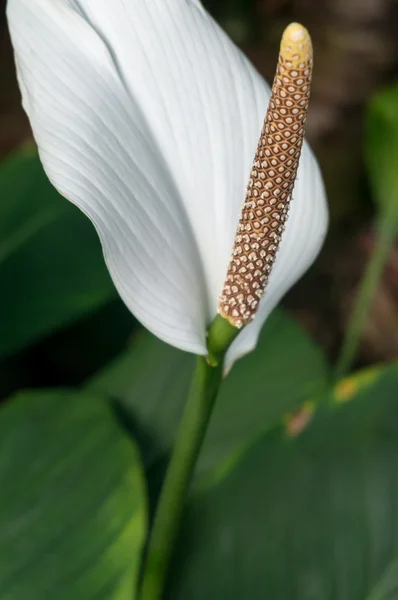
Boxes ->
[7,0,328,370]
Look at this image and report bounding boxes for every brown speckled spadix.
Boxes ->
[218,23,313,328]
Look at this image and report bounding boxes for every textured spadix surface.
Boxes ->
[219,24,313,329]
[7,0,328,368]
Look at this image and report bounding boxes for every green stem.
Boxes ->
[139,360,220,600]
[334,209,397,381]
[139,315,239,600]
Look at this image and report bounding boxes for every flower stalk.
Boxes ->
[334,200,398,380]
[139,328,238,600]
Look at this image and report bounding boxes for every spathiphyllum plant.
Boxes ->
[7,0,328,597]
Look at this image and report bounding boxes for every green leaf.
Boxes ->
[366,557,398,600]
[0,146,116,359]
[87,310,330,477]
[167,363,398,600]
[366,83,398,225]
[0,389,147,600]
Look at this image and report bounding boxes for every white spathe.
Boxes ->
[7,0,328,369]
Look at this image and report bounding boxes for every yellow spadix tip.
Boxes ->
[280,22,312,67]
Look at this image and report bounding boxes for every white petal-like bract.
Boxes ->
[7,0,328,367]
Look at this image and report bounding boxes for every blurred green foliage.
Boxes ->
[203,0,256,44]
[366,83,398,230]
[169,363,398,600]
[0,147,116,360]
[366,557,398,600]
[335,83,398,379]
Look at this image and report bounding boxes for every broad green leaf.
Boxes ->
[167,363,398,600]
[87,309,330,477]
[366,83,398,227]
[0,389,147,600]
[0,146,116,359]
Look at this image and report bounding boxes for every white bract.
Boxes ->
[7,0,328,369]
